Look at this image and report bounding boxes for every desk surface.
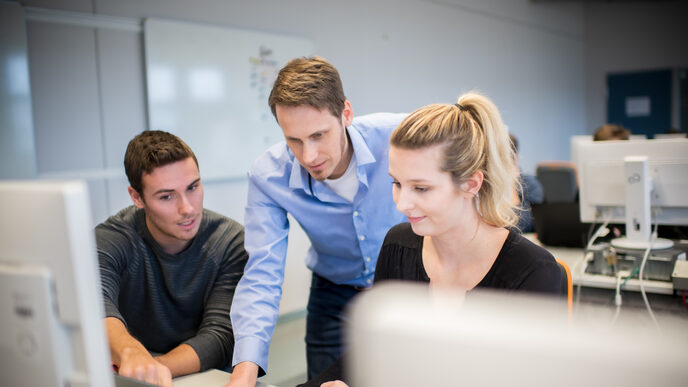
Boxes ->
[174,369,276,387]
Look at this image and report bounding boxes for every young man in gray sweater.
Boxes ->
[96,130,248,387]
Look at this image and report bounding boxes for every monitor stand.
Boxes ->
[610,156,672,250]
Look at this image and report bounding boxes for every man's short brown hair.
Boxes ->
[268,56,346,120]
[124,130,198,194]
[593,124,631,141]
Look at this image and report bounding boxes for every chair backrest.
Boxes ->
[555,258,573,318]
[536,162,578,203]
[531,202,589,248]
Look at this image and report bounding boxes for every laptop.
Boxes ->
[113,373,158,387]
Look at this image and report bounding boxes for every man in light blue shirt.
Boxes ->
[227,57,406,387]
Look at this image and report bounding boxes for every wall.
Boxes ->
[8,0,586,314]
[0,2,36,179]
[584,1,688,134]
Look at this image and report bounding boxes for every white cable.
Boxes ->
[611,270,630,326]
[638,222,660,330]
[586,218,611,252]
[614,271,625,306]
[611,272,623,325]
[575,215,610,309]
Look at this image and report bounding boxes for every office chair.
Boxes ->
[556,258,573,318]
[535,162,578,203]
[532,161,589,247]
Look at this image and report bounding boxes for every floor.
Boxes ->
[258,312,308,387]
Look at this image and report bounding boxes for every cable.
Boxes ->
[586,221,596,248]
[618,266,640,292]
[586,218,611,252]
[575,216,611,309]
[611,271,625,325]
[638,221,660,330]
[607,266,640,303]
[610,269,634,326]
[585,208,613,249]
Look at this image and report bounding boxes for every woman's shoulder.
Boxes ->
[382,222,422,248]
[488,230,561,293]
[375,223,428,283]
[503,230,556,264]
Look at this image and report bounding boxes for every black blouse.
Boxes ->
[298,223,562,387]
[374,223,562,294]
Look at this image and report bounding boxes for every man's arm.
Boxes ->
[154,344,200,377]
[111,317,202,379]
[97,223,172,384]
[106,317,173,387]
[228,176,291,384]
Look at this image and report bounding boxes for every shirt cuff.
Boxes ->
[231,336,269,377]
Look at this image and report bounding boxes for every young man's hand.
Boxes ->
[118,347,173,387]
[106,317,173,387]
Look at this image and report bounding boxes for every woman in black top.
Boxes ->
[375,222,560,292]
[302,92,561,387]
[382,93,560,293]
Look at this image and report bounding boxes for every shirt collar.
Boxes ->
[288,147,309,192]
[287,124,376,194]
[348,125,376,167]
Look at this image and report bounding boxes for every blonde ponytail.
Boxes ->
[391,91,519,228]
[457,93,519,227]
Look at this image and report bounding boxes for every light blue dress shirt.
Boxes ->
[230,112,407,373]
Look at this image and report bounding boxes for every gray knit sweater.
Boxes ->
[95,206,247,371]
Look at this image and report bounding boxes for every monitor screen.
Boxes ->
[574,138,688,227]
[347,282,688,387]
[0,180,114,387]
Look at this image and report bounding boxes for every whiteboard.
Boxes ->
[144,19,314,179]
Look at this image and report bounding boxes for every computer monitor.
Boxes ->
[347,282,688,387]
[0,180,114,387]
[573,138,688,249]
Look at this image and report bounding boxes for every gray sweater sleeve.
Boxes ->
[95,221,131,324]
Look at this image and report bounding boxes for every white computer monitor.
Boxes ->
[654,133,688,140]
[0,180,114,387]
[573,138,688,249]
[347,282,688,387]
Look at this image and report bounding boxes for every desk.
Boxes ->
[174,369,276,387]
[524,234,675,295]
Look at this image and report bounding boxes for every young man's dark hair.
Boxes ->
[593,124,630,141]
[124,130,199,194]
[268,56,346,120]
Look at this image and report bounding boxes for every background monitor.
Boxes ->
[0,180,113,387]
[573,138,688,247]
[347,282,688,387]
[654,133,687,139]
